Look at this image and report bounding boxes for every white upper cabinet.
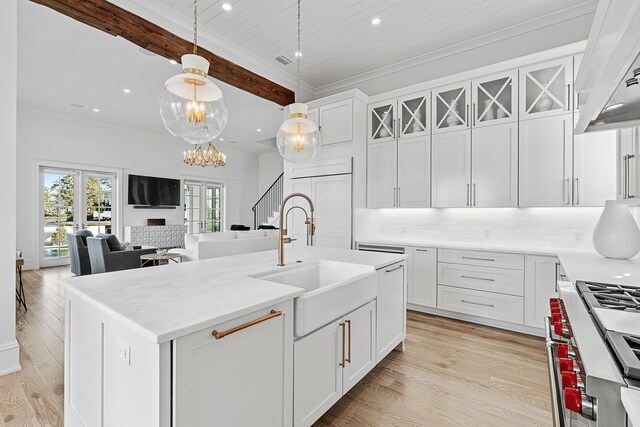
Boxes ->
[472,69,518,127]
[398,93,430,138]
[318,100,353,146]
[431,130,472,207]
[519,114,573,207]
[519,57,573,120]
[471,123,518,207]
[397,136,430,208]
[307,108,319,127]
[368,99,396,144]
[573,124,617,206]
[367,140,397,208]
[432,82,471,133]
[617,127,640,203]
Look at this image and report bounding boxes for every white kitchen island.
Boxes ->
[64,246,407,427]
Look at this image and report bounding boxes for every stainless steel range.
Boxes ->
[545,280,640,426]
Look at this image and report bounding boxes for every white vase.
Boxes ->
[593,200,640,259]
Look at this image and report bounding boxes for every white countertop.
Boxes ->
[557,250,640,286]
[64,246,407,344]
[622,388,640,426]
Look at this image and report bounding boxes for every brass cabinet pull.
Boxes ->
[339,322,346,367]
[212,310,282,340]
[345,320,352,364]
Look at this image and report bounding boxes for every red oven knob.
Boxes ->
[564,388,582,413]
[552,312,563,324]
[554,322,569,337]
[557,343,575,359]
[550,299,560,308]
[562,372,578,389]
[559,358,574,373]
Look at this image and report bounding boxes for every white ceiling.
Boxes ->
[17,0,283,154]
[149,0,598,90]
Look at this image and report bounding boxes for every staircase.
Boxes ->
[252,173,284,229]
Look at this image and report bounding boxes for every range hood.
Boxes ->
[575,0,640,133]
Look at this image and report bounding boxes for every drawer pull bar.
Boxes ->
[460,299,495,308]
[415,249,430,252]
[461,275,495,282]
[461,256,495,262]
[212,310,282,340]
[385,265,404,273]
[339,322,346,367]
[345,319,351,364]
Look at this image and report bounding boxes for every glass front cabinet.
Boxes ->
[432,82,470,133]
[398,93,430,138]
[368,100,396,144]
[472,69,518,127]
[519,57,573,120]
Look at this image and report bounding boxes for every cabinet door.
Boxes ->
[174,303,292,427]
[432,130,472,207]
[368,99,396,144]
[524,255,559,328]
[519,114,573,207]
[367,140,397,208]
[312,174,352,249]
[397,136,430,208]
[398,92,430,138]
[573,124,616,206]
[289,178,313,247]
[471,123,518,207]
[433,82,470,133]
[319,100,353,146]
[294,319,343,427]
[520,57,573,120]
[573,54,583,112]
[343,300,376,393]
[307,107,319,127]
[472,69,517,128]
[617,128,639,202]
[407,247,437,308]
[376,261,406,361]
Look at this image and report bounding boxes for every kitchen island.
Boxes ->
[63,246,407,427]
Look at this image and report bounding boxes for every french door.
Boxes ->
[184,181,224,234]
[41,168,117,267]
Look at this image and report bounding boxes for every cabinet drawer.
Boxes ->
[437,263,524,296]
[437,285,524,324]
[437,248,524,270]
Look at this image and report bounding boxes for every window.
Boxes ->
[184,181,224,234]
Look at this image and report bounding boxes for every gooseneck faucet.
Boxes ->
[278,192,315,266]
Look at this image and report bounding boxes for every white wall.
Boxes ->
[314,14,594,98]
[17,108,260,269]
[0,0,20,376]
[257,151,284,195]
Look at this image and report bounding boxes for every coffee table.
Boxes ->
[140,253,182,267]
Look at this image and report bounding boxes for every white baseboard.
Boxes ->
[0,340,20,376]
[407,304,544,338]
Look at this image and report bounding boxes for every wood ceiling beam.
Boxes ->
[29,0,295,106]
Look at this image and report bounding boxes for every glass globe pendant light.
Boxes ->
[276,0,321,163]
[159,0,228,145]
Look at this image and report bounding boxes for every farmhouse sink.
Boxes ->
[253,260,376,337]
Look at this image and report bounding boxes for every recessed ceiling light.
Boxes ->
[123,88,131,94]
[371,18,381,25]
[169,59,178,65]
[92,108,100,113]
[294,51,302,57]
[257,128,262,132]
[222,3,232,11]
[604,102,624,111]
[219,138,224,141]
[69,103,85,108]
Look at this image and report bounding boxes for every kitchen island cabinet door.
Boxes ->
[408,247,437,308]
[342,301,376,393]
[294,319,344,427]
[376,261,407,361]
[173,301,293,427]
[524,255,559,329]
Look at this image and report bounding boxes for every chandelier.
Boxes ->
[183,142,226,167]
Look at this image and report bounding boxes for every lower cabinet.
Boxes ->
[524,255,560,328]
[173,301,293,427]
[437,285,524,324]
[294,301,376,427]
[376,261,407,361]
[407,247,437,308]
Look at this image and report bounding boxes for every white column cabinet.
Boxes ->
[519,114,573,207]
[376,261,407,361]
[432,130,472,208]
[471,123,518,207]
[524,255,560,328]
[573,126,617,206]
[367,140,397,208]
[617,127,640,203]
[397,136,430,208]
[407,247,437,308]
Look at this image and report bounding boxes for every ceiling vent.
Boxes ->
[275,55,292,65]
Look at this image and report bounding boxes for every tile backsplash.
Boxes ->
[355,206,640,250]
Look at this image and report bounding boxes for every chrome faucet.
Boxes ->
[278,192,315,266]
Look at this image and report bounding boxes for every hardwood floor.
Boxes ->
[0,267,551,426]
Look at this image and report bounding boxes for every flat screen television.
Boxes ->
[128,174,181,207]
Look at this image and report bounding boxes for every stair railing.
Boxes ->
[252,172,284,229]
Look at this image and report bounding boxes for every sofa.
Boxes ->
[68,230,94,276]
[169,230,279,262]
[87,235,157,274]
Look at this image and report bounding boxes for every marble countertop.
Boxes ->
[64,246,407,344]
[557,250,640,286]
[622,388,640,426]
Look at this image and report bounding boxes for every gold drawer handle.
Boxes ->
[212,310,282,340]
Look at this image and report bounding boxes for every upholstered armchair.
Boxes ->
[67,230,94,276]
[87,236,156,274]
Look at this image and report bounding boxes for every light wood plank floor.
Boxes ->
[0,267,551,426]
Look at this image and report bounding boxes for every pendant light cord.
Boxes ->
[296,0,301,103]
[193,0,198,55]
